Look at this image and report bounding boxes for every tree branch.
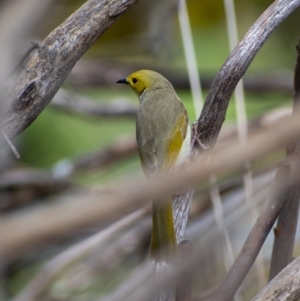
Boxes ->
[1,0,140,143]
[51,89,137,118]
[252,256,300,301]
[197,0,300,147]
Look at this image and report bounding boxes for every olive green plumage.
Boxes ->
[117,70,190,262]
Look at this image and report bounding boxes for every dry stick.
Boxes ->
[0,137,136,189]
[51,89,137,118]
[1,110,300,261]
[177,0,203,118]
[11,208,148,301]
[1,0,140,145]
[268,41,300,281]
[223,0,265,289]
[252,255,300,301]
[205,1,239,295]
[53,136,137,177]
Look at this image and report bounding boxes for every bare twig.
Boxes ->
[223,0,265,288]
[252,256,300,301]
[268,40,300,281]
[51,89,137,118]
[52,136,137,178]
[1,131,20,159]
[177,0,203,117]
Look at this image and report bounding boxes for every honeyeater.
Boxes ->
[117,70,191,262]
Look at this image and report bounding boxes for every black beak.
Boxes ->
[116,78,128,84]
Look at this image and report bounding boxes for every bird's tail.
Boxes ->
[150,195,177,262]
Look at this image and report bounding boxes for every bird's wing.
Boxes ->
[138,137,159,176]
[138,109,188,177]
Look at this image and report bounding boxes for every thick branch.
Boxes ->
[197,0,300,147]
[252,256,300,301]
[1,0,139,141]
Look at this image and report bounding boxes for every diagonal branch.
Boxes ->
[252,255,300,301]
[197,0,300,147]
[1,0,140,143]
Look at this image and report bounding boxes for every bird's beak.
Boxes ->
[116,78,128,84]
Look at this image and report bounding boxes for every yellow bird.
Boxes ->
[117,70,191,262]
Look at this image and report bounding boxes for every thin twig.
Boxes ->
[209,174,235,272]
[1,131,20,159]
[51,89,137,118]
[252,255,300,301]
[223,0,265,288]
[177,0,203,117]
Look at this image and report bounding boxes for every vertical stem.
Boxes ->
[177,0,203,118]
[223,0,266,289]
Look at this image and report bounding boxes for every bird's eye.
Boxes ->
[132,78,138,84]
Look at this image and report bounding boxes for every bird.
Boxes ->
[117,70,191,262]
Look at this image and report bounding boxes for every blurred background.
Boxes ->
[1,0,300,300]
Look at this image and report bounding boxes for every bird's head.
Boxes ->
[117,70,169,97]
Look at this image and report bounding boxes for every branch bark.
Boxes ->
[1,0,140,143]
[252,256,300,301]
